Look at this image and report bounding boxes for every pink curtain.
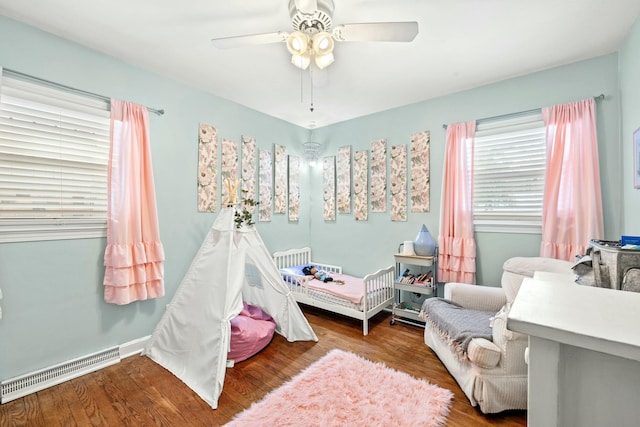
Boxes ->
[540,98,604,261]
[438,121,477,284]
[103,99,165,304]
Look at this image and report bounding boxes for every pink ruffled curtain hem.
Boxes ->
[104,99,165,305]
[539,242,587,262]
[438,236,476,284]
[104,280,164,306]
[104,246,165,304]
[104,241,165,268]
[104,259,164,287]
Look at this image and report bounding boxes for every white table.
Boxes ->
[508,277,640,427]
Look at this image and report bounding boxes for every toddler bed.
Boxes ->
[272,247,395,335]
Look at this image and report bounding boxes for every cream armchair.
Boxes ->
[422,257,574,414]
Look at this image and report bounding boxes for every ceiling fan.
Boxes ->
[211,0,418,70]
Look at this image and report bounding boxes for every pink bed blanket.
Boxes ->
[305,273,365,304]
[229,302,276,363]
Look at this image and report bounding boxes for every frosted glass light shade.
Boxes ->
[314,52,334,69]
[312,32,334,56]
[291,53,311,69]
[287,31,309,56]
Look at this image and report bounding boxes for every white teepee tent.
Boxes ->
[143,206,317,409]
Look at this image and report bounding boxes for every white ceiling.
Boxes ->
[1,0,638,129]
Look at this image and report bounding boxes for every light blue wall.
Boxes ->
[0,12,633,382]
[312,54,621,285]
[620,17,640,234]
[0,15,308,380]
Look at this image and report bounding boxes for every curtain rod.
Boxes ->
[441,94,605,130]
[2,67,165,116]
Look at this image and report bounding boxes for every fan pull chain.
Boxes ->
[300,66,304,104]
[309,68,314,113]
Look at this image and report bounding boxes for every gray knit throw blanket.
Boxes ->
[420,298,494,359]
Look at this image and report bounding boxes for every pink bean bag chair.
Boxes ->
[228,302,277,363]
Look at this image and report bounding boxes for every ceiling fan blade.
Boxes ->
[333,22,419,42]
[211,31,289,49]
[293,0,318,14]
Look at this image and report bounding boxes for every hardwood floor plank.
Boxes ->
[0,398,26,427]
[124,357,211,427]
[75,373,117,426]
[69,385,100,426]
[0,307,526,427]
[35,388,67,427]
[99,366,161,426]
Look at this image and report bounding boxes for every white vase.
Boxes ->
[413,224,436,256]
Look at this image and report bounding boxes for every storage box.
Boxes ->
[589,240,640,290]
[621,235,640,247]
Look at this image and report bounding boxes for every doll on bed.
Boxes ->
[302,266,344,285]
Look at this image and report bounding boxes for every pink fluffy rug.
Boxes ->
[224,349,453,427]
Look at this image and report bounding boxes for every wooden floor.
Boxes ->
[0,306,527,426]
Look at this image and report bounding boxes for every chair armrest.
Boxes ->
[444,282,507,312]
[491,312,529,373]
[467,338,502,369]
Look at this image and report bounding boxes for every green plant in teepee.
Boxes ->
[234,191,259,229]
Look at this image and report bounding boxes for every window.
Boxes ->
[473,111,545,234]
[0,73,110,243]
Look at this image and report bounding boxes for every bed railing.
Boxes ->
[273,247,312,270]
[363,266,395,312]
[273,247,342,274]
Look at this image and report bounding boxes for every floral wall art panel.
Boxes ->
[259,149,273,222]
[288,155,300,222]
[241,135,257,203]
[353,150,369,221]
[370,139,387,213]
[337,145,351,214]
[390,144,408,222]
[221,138,238,205]
[323,156,336,221]
[197,123,218,212]
[410,130,431,212]
[274,144,287,214]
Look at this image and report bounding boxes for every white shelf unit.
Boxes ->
[391,249,438,327]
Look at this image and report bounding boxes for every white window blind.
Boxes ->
[0,72,110,242]
[473,112,546,234]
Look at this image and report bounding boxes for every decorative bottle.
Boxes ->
[413,224,436,256]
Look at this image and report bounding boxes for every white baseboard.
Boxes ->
[119,335,150,359]
[0,335,150,404]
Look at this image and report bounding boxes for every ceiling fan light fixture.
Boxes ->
[286,31,310,56]
[314,52,334,69]
[211,1,419,75]
[311,31,334,56]
[291,52,311,69]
